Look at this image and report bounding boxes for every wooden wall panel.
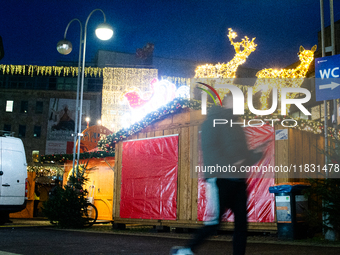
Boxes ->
[113,141,123,219]
[163,129,173,136]
[288,128,297,180]
[146,131,155,138]
[316,135,325,168]
[154,130,164,137]
[178,127,191,221]
[190,125,199,221]
[275,126,289,183]
[286,128,325,181]
[137,132,147,139]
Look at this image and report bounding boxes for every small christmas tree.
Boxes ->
[305,138,340,240]
[43,169,89,228]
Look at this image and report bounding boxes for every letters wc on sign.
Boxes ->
[315,54,340,101]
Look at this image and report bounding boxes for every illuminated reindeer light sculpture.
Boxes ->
[253,45,317,111]
[195,28,257,79]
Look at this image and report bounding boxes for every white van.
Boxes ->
[0,135,27,223]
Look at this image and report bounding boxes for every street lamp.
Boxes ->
[85,117,90,128]
[57,9,113,178]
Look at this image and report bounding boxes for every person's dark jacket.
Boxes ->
[200,105,262,179]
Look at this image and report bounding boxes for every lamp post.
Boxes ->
[57,9,113,177]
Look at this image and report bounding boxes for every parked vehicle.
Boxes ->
[0,133,27,224]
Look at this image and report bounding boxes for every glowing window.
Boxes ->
[32,150,39,162]
[6,100,13,112]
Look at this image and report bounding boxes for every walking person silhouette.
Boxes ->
[170,94,267,255]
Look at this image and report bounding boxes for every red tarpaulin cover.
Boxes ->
[120,135,179,220]
[197,125,275,223]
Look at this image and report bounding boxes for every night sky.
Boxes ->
[2,0,340,70]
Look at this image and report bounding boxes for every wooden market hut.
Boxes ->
[61,124,115,221]
[63,157,115,221]
[111,108,326,232]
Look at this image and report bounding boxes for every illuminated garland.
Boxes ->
[98,98,201,152]
[161,76,191,86]
[0,64,103,77]
[195,28,257,79]
[40,151,115,164]
[293,119,339,138]
[98,98,338,153]
[243,109,338,137]
[27,165,64,177]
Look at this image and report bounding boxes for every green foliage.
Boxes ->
[305,178,340,234]
[42,175,89,228]
[305,138,340,235]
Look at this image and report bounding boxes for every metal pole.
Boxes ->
[330,0,338,140]
[320,0,337,242]
[326,0,337,242]
[76,9,107,176]
[62,19,83,179]
[320,0,328,176]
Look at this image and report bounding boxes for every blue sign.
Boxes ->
[275,129,288,140]
[315,54,340,101]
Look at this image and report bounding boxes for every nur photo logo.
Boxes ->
[195,80,313,128]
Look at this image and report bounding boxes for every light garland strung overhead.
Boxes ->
[0,64,103,77]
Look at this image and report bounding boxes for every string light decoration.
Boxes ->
[98,87,340,154]
[27,165,65,177]
[123,90,150,108]
[120,79,184,128]
[161,75,191,86]
[101,67,158,132]
[242,109,338,137]
[253,45,317,111]
[194,28,257,79]
[121,79,158,109]
[0,64,102,77]
[98,98,201,152]
[40,151,115,163]
[98,98,340,154]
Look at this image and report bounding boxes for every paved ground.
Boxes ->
[0,218,339,255]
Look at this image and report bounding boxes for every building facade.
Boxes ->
[0,66,102,163]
